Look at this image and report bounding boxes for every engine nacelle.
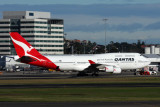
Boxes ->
[113,67,121,74]
[105,66,114,72]
[104,66,121,74]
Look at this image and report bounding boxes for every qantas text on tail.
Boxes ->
[9,32,150,74]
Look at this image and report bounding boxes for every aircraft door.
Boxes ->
[134,60,137,66]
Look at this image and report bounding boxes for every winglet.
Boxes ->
[88,60,96,64]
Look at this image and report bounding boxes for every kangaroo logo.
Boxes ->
[27,46,34,53]
[10,36,41,61]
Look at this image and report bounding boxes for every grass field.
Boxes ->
[0,77,160,102]
[0,87,160,102]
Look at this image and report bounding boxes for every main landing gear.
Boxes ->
[91,73,99,76]
[77,71,99,76]
[77,71,88,76]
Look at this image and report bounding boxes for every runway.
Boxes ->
[0,71,159,80]
[0,71,160,107]
[0,71,160,88]
[1,101,160,107]
[0,83,160,89]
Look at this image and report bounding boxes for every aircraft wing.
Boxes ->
[88,60,109,69]
[87,60,121,74]
[85,60,108,72]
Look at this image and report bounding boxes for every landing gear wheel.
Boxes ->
[92,73,99,76]
[77,72,88,76]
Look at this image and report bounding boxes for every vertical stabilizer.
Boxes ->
[9,32,59,70]
[10,32,41,58]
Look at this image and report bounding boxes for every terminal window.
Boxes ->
[29,13,34,16]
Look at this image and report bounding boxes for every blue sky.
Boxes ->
[0,0,160,44]
[1,0,160,5]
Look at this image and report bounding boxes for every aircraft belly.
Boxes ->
[119,63,136,70]
[56,63,89,71]
[120,63,145,70]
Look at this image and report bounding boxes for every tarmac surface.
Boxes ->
[0,71,159,80]
[1,101,160,107]
[0,71,160,88]
[0,71,160,107]
[0,83,160,89]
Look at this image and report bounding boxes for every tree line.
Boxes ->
[64,40,145,54]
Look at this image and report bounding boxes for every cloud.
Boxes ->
[1,0,160,5]
[67,30,160,44]
[144,22,160,30]
[0,4,160,44]
[107,23,143,32]
[65,22,144,32]
[1,4,160,17]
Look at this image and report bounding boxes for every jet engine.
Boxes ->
[105,66,114,72]
[113,67,121,74]
[104,66,121,74]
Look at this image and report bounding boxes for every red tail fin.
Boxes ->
[10,32,41,58]
[9,32,59,70]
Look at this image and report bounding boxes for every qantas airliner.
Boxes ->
[9,32,150,75]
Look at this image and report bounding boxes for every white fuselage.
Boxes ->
[45,53,150,71]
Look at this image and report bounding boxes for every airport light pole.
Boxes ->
[103,18,108,53]
[64,33,67,54]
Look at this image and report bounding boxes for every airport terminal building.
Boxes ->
[0,11,64,55]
